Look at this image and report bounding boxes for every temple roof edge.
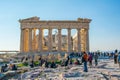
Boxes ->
[19,16,40,23]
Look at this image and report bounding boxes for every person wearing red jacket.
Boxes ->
[82,52,88,72]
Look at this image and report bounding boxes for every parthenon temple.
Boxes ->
[19,17,91,53]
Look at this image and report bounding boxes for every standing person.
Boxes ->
[12,64,17,70]
[51,61,56,68]
[30,60,34,68]
[9,59,13,64]
[65,59,69,67]
[118,52,120,68]
[69,58,73,65]
[21,56,25,62]
[114,50,118,64]
[94,53,98,67]
[88,53,93,68]
[82,52,88,72]
[45,60,49,68]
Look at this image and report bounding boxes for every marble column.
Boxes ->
[20,28,24,52]
[67,28,71,52]
[29,28,32,52]
[24,29,28,52]
[33,29,36,51]
[48,28,52,52]
[58,29,61,52]
[77,28,81,52]
[86,29,89,52]
[38,28,43,52]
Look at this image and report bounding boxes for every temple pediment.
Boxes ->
[19,16,40,22]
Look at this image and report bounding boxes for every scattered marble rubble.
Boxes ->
[1,59,120,80]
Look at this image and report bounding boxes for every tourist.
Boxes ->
[118,52,120,68]
[38,57,41,66]
[50,61,57,68]
[82,52,88,72]
[69,58,73,65]
[4,64,8,68]
[39,58,44,66]
[9,63,13,70]
[67,55,70,61]
[9,59,13,64]
[65,59,69,66]
[30,60,34,68]
[25,57,28,61]
[45,60,49,68]
[1,65,8,72]
[88,53,93,68]
[21,56,25,62]
[94,53,98,67]
[1,65,5,72]
[12,64,17,70]
[4,64,8,72]
[114,49,118,64]
[61,59,65,66]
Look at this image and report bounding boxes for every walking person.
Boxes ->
[114,50,118,64]
[94,53,98,67]
[82,52,88,72]
[88,53,93,68]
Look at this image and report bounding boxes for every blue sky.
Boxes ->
[0,0,120,51]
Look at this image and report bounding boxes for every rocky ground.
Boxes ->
[3,58,119,80]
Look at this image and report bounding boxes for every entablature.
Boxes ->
[19,17,91,29]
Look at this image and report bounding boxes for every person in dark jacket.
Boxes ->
[88,53,93,68]
[114,50,118,64]
[51,61,56,68]
[12,64,17,70]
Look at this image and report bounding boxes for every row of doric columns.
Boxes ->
[20,28,89,53]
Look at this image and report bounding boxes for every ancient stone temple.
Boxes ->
[19,16,91,53]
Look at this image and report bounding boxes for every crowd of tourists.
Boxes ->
[1,60,17,72]
[1,50,120,73]
[17,51,100,72]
